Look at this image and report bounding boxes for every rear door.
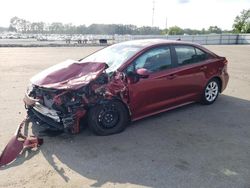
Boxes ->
[171,45,214,101]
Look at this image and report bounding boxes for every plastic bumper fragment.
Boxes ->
[0,118,43,167]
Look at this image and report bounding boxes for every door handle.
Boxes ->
[167,74,177,80]
[200,66,207,71]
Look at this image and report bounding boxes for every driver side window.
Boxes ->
[125,46,172,73]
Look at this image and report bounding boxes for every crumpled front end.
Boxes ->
[1,61,129,167]
[24,84,87,134]
[24,70,129,134]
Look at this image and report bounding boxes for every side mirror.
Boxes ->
[136,68,150,79]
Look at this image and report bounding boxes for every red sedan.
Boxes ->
[24,39,229,135]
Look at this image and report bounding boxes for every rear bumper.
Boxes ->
[221,72,229,92]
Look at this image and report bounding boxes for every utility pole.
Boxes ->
[165,16,168,29]
[152,0,155,27]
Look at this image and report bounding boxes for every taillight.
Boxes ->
[219,56,228,64]
[219,57,228,73]
[222,58,228,73]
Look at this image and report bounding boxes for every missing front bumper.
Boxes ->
[24,92,60,122]
[24,93,86,134]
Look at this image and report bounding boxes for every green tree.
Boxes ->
[233,9,250,33]
[30,22,44,33]
[183,28,202,35]
[49,22,64,33]
[9,16,20,32]
[9,16,30,33]
[161,28,168,35]
[208,26,222,34]
[8,25,17,32]
[168,26,184,35]
[201,28,207,34]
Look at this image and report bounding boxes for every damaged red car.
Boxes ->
[23,39,229,136]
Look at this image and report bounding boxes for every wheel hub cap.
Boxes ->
[205,81,218,102]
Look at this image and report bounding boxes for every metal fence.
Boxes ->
[1,33,249,46]
[115,34,250,45]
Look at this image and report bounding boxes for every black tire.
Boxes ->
[88,100,129,136]
[201,78,220,105]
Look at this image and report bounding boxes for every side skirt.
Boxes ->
[131,101,196,122]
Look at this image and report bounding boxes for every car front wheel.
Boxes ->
[88,100,129,136]
[202,78,220,105]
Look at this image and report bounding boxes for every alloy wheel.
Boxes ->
[205,81,219,102]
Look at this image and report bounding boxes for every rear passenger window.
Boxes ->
[175,46,196,65]
[175,46,210,65]
[195,48,211,61]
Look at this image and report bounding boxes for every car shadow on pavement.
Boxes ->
[5,94,250,187]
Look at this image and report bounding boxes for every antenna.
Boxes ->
[152,0,155,27]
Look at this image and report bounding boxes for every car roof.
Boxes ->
[117,39,201,48]
[116,39,217,57]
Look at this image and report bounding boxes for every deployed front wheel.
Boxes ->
[88,100,129,136]
[202,78,220,105]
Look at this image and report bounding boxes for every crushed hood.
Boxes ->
[30,59,108,90]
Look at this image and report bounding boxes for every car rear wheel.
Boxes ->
[88,100,129,136]
[202,78,220,105]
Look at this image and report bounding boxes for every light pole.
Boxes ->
[152,0,155,27]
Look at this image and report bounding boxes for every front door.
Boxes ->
[124,45,178,120]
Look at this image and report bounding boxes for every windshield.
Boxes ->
[80,43,142,73]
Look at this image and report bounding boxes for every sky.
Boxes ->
[0,0,249,30]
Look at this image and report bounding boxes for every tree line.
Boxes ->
[5,9,250,35]
[6,17,228,35]
[8,17,162,35]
